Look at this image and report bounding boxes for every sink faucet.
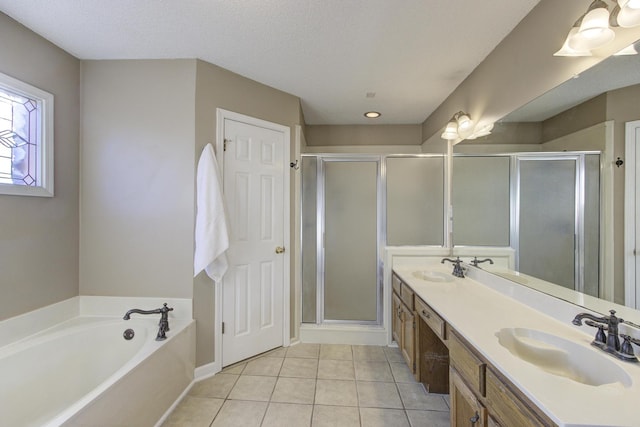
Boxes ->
[572,310,624,355]
[123,303,174,341]
[441,257,465,278]
[470,257,494,268]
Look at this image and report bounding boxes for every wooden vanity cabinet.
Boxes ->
[449,331,555,427]
[391,273,416,373]
[450,368,486,427]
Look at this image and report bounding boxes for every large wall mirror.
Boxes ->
[452,41,640,314]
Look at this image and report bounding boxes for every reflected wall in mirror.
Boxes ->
[452,42,640,311]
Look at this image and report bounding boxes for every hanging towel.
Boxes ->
[194,143,230,282]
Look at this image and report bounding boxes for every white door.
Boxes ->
[222,117,286,366]
[625,120,640,308]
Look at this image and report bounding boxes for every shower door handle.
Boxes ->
[275,246,286,254]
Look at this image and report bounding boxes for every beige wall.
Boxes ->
[194,60,302,366]
[0,13,80,320]
[80,60,197,300]
[306,124,421,146]
[542,94,608,143]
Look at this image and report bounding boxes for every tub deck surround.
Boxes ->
[393,264,640,427]
[0,296,195,427]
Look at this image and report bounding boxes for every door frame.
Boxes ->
[213,108,291,371]
[625,120,640,308]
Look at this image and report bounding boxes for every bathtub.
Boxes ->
[0,313,195,427]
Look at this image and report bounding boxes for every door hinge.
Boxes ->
[223,138,231,152]
[222,322,225,334]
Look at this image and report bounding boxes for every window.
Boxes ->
[0,71,53,197]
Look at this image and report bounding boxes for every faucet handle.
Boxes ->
[585,320,607,346]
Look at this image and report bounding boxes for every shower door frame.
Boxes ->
[313,154,384,326]
[512,153,593,293]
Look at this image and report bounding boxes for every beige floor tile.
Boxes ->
[263,347,288,358]
[320,344,353,360]
[384,347,405,363]
[443,394,451,409]
[315,379,358,406]
[262,403,313,427]
[397,383,449,411]
[162,396,224,427]
[287,343,320,358]
[354,360,394,382]
[271,377,317,404]
[222,362,246,374]
[360,408,410,427]
[317,359,355,380]
[406,409,450,427]
[353,345,387,361]
[210,400,268,427]
[280,357,318,378]
[389,362,417,383]
[227,375,277,401]
[188,373,239,399]
[356,381,403,409]
[242,357,284,376]
[311,405,360,427]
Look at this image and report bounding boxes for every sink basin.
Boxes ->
[412,270,454,283]
[496,328,631,387]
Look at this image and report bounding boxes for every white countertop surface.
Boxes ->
[393,265,640,427]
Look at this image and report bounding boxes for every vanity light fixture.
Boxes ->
[556,0,640,57]
[613,0,640,27]
[570,0,615,51]
[364,111,381,118]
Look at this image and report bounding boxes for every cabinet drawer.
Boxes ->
[400,282,414,310]
[392,273,402,296]
[415,297,446,341]
[485,369,549,427]
[449,331,486,397]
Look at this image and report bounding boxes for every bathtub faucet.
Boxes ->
[123,303,174,341]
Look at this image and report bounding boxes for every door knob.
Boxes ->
[275,246,285,254]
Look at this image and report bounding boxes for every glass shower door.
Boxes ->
[321,158,380,323]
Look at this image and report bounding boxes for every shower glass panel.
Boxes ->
[583,154,600,297]
[452,156,510,246]
[301,157,317,323]
[323,159,379,323]
[518,158,577,289]
[386,156,444,246]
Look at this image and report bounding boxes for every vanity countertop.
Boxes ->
[393,265,640,427]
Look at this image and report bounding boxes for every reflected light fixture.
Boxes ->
[364,111,381,118]
[440,111,493,141]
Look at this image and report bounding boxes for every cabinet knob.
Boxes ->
[470,412,480,425]
[422,309,430,318]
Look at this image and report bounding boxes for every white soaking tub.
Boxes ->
[0,314,194,427]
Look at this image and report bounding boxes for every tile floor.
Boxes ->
[163,343,450,427]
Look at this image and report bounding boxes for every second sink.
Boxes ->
[496,327,632,387]
[412,270,454,283]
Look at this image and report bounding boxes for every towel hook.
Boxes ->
[290,160,300,170]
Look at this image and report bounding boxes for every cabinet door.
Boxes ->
[392,292,403,346]
[450,368,486,427]
[402,307,416,372]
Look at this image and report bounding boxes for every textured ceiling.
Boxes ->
[0,0,540,125]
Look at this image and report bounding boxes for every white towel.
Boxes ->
[194,143,230,282]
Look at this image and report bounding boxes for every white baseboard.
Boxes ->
[299,324,388,345]
[194,360,221,381]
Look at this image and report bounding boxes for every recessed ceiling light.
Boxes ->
[364,111,381,118]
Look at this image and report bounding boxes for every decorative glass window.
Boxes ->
[0,71,53,197]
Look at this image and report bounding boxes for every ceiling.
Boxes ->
[0,0,540,125]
